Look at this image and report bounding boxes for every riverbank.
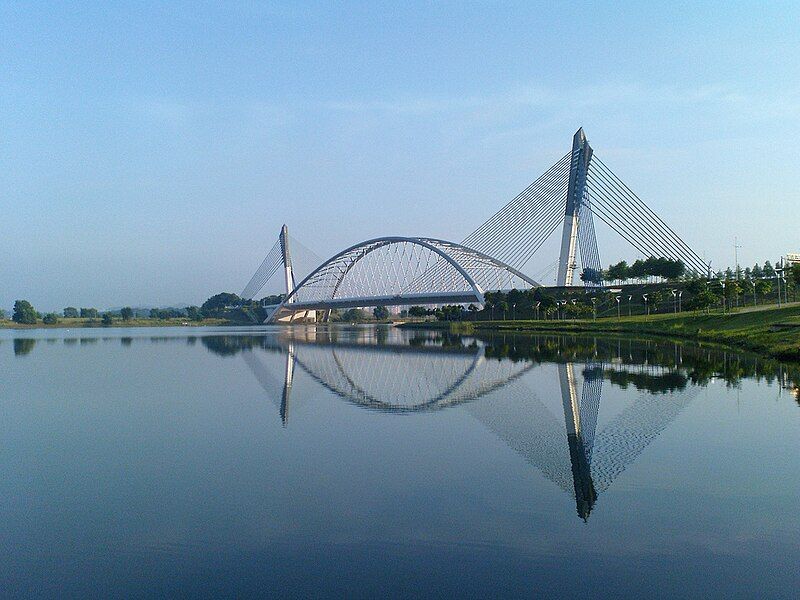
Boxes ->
[0,317,230,329]
[399,303,800,361]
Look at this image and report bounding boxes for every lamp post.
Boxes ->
[671,289,678,313]
[535,301,540,320]
[627,295,633,317]
[677,290,683,312]
[591,297,597,320]
[642,293,649,318]
[750,279,757,306]
[719,281,726,313]
[512,303,516,321]
[615,295,621,318]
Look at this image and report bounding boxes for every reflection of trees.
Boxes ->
[475,333,800,393]
[603,368,688,394]
[13,338,36,356]
[201,335,264,357]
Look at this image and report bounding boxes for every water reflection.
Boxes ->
[211,327,780,521]
[13,338,36,356]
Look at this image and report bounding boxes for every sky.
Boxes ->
[2,1,799,311]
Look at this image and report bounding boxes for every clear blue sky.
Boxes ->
[2,1,798,310]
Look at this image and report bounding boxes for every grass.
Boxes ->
[401,302,800,362]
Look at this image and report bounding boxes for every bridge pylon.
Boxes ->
[279,224,296,303]
[557,128,593,286]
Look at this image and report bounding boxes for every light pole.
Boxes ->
[677,290,683,313]
[642,294,649,318]
[591,297,597,320]
[615,295,621,318]
[512,303,516,321]
[628,295,633,317]
[750,279,757,306]
[719,281,726,313]
[535,301,540,320]
[671,289,678,313]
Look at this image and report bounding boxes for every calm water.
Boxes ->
[2,326,799,598]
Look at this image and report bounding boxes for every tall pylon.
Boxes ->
[279,224,296,302]
[556,128,593,287]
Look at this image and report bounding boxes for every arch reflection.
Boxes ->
[233,329,713,521]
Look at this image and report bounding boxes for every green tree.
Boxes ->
[408,306,428,317]
[497,301,509,319]
[120,307,134,321]
[201,292,242,316]
[102,313,113,326]
[341,308,366,322]
[763,261,776,277]
[186,306,203,321]
[63,307,79,318]
[751,263,764,278]
[686,289,717,312]
[754,279,772,299]
[12,300,37,324]
[0,308,6,320]
[42,313,59,324]
[791,264,800,287]
[80,308,99,318]
[373,305,390,320]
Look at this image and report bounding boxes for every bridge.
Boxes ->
[241,128,709,323]
[240,330,699,520]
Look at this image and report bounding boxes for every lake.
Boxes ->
[1,326,799,598]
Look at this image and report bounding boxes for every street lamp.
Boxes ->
[642,293,649,317]
[615,295,621,318]
[750,279,757,306]
[591,297,598,320]
[512,302,516,321]
[535,301,541,320]
[627,295,633,317]
[671,289,678,313]
[719,281,727,313]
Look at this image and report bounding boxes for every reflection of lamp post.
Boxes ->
[615,295,621,318]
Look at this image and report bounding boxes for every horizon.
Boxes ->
[3,2,799,312]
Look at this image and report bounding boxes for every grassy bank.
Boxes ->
[400,303,800,361]
[0,317,230,329]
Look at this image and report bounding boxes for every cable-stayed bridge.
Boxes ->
[241,331,698,520]
[241,128,709,323]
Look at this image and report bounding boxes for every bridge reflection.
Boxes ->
[216,328,710,521]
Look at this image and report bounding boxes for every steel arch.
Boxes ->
[266,236,540,322]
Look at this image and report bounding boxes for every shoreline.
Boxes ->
[0,317,231,330]
[398,303,800,362]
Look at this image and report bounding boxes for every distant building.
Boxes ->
[787,253,800,266]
